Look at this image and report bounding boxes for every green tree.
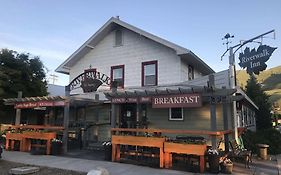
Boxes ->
[0,49,48,117]
[245,74,272,130]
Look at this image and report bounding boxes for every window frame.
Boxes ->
[111,64,125,88]
[188,65,194,80]
[169,108,184,121]
[141,60,158,86]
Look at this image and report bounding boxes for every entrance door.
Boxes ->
[120,104,136,128]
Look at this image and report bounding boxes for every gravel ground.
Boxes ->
[0,159,87,175]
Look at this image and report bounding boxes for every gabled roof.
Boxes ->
[55,17,215,75]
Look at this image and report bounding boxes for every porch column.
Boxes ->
[209,74,217,149]
[136,102,140,129]
[210,102,217,149]
[63,86,70,154]
[222,88,229,151]
[15,91,22,125]
[111,81,117,128]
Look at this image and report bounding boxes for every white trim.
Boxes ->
[169,108,184,121]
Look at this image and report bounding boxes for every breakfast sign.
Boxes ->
[238,45,277,75]
[112,94,202,108]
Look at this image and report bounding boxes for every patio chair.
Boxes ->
[228,139,252,168]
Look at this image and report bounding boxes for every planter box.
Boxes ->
[22,132,56,139]
[164,142,207,155]
[6,133,24,140]
[112,135,165,147]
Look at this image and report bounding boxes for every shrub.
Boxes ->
[242,129,281,155]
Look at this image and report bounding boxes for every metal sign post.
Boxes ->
[222,30,276,141]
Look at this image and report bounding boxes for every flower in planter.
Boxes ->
[207,148,219,155]
[51,138,62,143]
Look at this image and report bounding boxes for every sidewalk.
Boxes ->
[1,151,280,175]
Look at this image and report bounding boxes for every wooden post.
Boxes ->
[210,103,217,148]
[209,74,217,149]
[15,91,22,125]
[111,81,117,128]
[222,87,230,152]
[63,86,70,154]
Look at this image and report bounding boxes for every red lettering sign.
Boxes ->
[152,94,202,108]
[111,98,138,104]
[112,98,126,103]
[15,101,66,109]
[139,97,151,103]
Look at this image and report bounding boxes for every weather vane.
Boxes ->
[222,33,234,50]
[221,33,234,60]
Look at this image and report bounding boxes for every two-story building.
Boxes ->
[56,17,257,150]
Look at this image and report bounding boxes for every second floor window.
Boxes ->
[142,60,157,86]
[188,65,194,80]
[111,65,124,88]
[115,29,123,46]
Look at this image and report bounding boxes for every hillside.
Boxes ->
[236,65,281,111]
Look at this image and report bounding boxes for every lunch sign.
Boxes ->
[238,44,277,75]
[112,94,202,108]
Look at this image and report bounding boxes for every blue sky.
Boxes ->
[0,0,280,85]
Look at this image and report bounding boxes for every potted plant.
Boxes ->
[207,148,220,173]
[51,138,62,155]
[220,158,233,174]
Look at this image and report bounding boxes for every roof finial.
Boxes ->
[116,15,120,20]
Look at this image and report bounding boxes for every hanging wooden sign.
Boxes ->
[15,101,65,109]
[67,70,111,92]
[152,94,202,108]
[238,45,277,75]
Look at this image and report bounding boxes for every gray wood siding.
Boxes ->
[97,125,111,142]
[186,70,229,88]
[98,105,110,123]
[147,104,224,131]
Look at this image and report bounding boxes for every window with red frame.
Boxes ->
[111,65,124,88]
[142,61,157,86]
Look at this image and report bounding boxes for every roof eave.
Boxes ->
[56,17,200,71]
[236,87,259,110]
[179,52,215,75]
